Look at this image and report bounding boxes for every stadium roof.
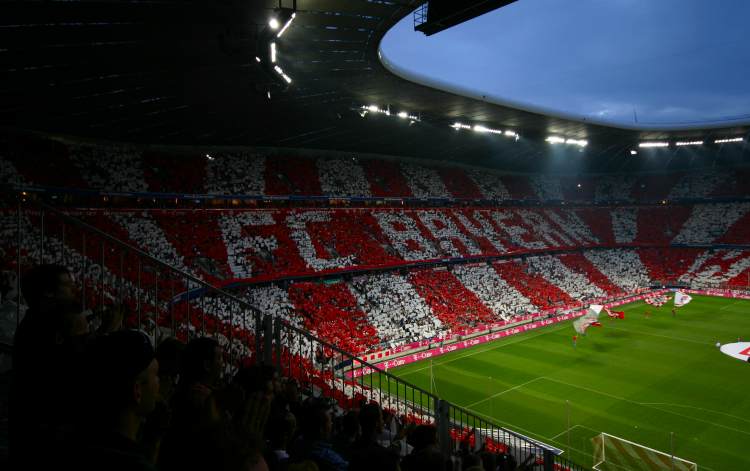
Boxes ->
[1,0,748,172]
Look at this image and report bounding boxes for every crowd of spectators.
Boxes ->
[672,203,750,244]
[399,162,450,198]
[206,153,266,196]
[69,143,148,193]
[452,264,535,322]
[4,203,750,360]
[529,175,564,201]
[350,272,444,349]
[318,158,372,198]
[526,255,606,302]
[679,249,750,288]
[582,249,651,292]
[5,137,750,203]
[12,264,524,471]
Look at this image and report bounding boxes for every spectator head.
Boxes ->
[21,264,76,311]
[341,409,359,441]
[268,410,297,451]
[301,399,333,441]
[53,300,89,344]
[462,453,483,471]
[156,337,184,402]
[90,330,159,422]
[359,402,384,438]
[408,424,438,451]
[181,336,223,388]
[233,365,274,400]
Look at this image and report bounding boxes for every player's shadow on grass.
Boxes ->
[590,342,611,353]
[605,329,631,339]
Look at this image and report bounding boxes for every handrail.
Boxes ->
[278,317,436,399]
[10,183,750,207]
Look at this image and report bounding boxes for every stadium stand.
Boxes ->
[3,2,750,469]
[4,141,750,471]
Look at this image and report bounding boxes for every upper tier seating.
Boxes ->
[4,136,749,201]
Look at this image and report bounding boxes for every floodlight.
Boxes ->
[277,12,296,37]
[714,137,743,144]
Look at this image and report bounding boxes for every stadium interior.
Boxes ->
[1,1,749,470]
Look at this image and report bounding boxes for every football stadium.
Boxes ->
[1,1,749,470]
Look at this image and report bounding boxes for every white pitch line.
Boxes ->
[462,376,545,409]
[543,377,750,437]
[638,402,750,425]
[605,324,709,345]
[549,423,600,441]
[550,424,582,440]
[719,300,743,311]
[398,324,569,376]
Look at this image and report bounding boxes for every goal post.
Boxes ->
[592,432,697,471]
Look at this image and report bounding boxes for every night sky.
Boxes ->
[380,0,750,129]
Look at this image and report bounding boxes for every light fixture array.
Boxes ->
[359,105,420,123]
[639,137,744,148]
[258,10,297,85]
[639,142,669,148]
[545,136,588,147]
[451,122,519,141]
[714,137,744,144]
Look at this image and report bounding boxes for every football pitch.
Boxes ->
[387,295,750,470]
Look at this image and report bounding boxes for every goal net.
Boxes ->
[592,433,697,471]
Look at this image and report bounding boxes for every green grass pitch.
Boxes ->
[386,295,750,470]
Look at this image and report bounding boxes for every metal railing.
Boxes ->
[413,2,429,29]
[4,196,263,368]
[2,193,584,470]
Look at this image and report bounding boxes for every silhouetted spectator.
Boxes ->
[290,399,348,471]
[401,424,445,471]
[349,402,399,471]
[331,410,359,461]
[10,295,89,468]
[159,337,226,471]
[78,329,160,471]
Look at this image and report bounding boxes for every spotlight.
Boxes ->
[270,42,276,63]
[639,142,669,148]
[269,18,280,30]
[630,150,638,155]
[277,12,296,38]
[675,140,703,147]
[565,138,588,147]
[273,65,292,83]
